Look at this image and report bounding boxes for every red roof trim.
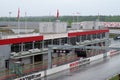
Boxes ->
[0,29,109,45]
[68,29,109,37]
[0,36,43,45]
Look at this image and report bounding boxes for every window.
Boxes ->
[97,34,100,38]
[76,36,80,42]
[11,43,21,52]
[81,35,86,41]
[86,35,91,40]
[61,37,67,45]
[24,42,32,51]
[92,34,96,39]
[53,38,59,45]
[44,39,52,48]
[102,33,105,38]
[34,41,42,49]
[69,37,76,45]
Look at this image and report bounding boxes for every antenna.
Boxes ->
[17,8,20,34]
[25,12,27,33]
[97,13,100,21]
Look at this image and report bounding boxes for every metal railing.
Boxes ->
[0,54,79,80]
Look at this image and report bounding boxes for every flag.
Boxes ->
[17,8,20,19]
[56,9,59,19]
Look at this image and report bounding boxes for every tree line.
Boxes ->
[0,15,120,22]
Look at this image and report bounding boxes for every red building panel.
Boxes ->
[0,35,43,45]
[0,29,109,45]
[68,29,109,37]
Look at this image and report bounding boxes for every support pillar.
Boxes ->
[42,40,44,49]
[48,47,52,69]
[32,41,35,49]
[67,37,70,44]
[32,56,34,64]
[104,32,109,58]
[51,39,53,45]
[59,38,62,45]
[104,39,109,58]
[21,43,23,52]
[32,56,35,68]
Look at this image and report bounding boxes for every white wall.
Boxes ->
[71,22,81,30]
[39,22,67,34]
[89,54,103,62]
[22,57,31,64]
[72,21,104,30]
[54,22,67,33]
[44,33,68,40]
[39,22,53,33]
[14,53,106,80]
[0,45,10,69]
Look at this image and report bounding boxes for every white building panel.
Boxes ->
[44,33,68,40]
[1,33,41,39]
[39,22,53,33]
[71,22,82,30]
[0,45,10,69]
[72,21,104,30]
[39,22,67,34]
[21,57,31,64]
[53,22,67,33]
[81,21,104,30]
[43,54,48,60]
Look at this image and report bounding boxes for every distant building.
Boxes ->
[0,21,109,79]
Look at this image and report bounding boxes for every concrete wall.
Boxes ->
[39,22,53,33]
[14,53,106,80]
[53,22,67,33]
[72,21,104,30]
[0,45,10,69]
[0,21,39,29]
[39,22,67,34]
[21,57,31,64]
[89,54,103,62]
[71,22,82,30]
[44,33,68,40]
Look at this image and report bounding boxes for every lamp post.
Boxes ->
[76,12,80,22]
[72,13,75,22]
[25,12,27,33]
[9,12,12,27]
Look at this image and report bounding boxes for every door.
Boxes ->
[34,54,43,62]
[5,60,9,69]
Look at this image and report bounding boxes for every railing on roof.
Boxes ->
[10,48,48,59]
[0,33,41,40]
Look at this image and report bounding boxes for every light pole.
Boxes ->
[9,12,12,27]
[25,12,27,33]
[76,12,80,22]
[72,13,75,22]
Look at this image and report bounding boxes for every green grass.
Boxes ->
[109,75,119,80]
[109,33,118,38]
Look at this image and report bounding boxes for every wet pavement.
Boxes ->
[41,40,120,80]
[41,54,120,80]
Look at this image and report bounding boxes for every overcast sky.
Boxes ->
[1,0,120,17]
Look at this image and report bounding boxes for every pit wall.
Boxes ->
[15,52,118,80]
[108,50,120,56]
